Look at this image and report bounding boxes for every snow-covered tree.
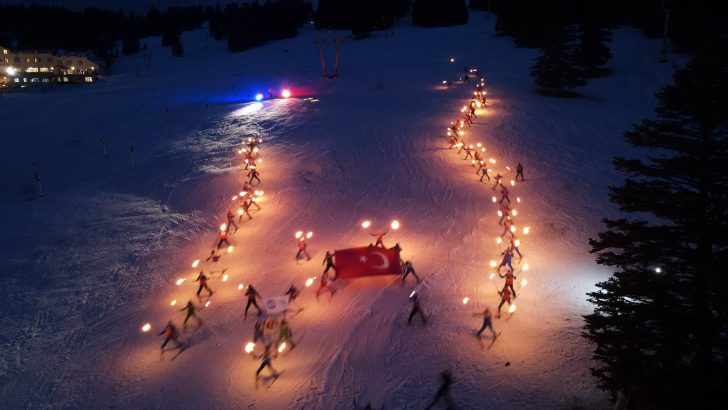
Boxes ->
[585,47,728,408]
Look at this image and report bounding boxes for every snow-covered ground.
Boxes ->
[0,12,677,409]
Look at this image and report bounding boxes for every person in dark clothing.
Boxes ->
[195,271,214,297]
[498,247,514,272]
[323,251,337,275]
[206,249,221,263]
[425,370,455,409]
[180,300,202,330]
[159,320,183,350]
[516,162,525,181]
[239,200,254,222]
[226,210,238,232]
[475,307,497,339]
[407,294,427,325]
[217,229,230,249]
[248,167,261,184]
[244,285,261,318]
[254,345,279,378]
[497,286,512,317]
[401,260,421,284]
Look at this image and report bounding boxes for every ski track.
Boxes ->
[0,11,680,409]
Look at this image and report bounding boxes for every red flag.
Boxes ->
[334,246,402,279]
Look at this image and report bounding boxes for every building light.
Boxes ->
[5,67,16,76]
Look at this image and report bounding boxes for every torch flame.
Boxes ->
[523,227,530,235]
[496,237,502,244]
[510,180,515,186]
[508,304,517,314]
[305,277,314,287]
[141,323,151,332]
[238,284,244,290]
[245,341,255,353]
[278,342,287,353]
[222,274,229,282]
[391,220,400,230]
[192,259,199,268]
[489,273,496,280]
[512,210,518,216]
[306,231,313,239]
[517,197,521,203]
[523,263,529,271]
[362,220,371,229]
[227,245,234,254]
[514,239,521,247]
[220,223,227,232]
[462,297,470,305]
[295,231,303,239]
[205,301,211,307]
[176,278,186,286]
[489,260,497,267]
[170,299,177,306]
[521,279,528,287]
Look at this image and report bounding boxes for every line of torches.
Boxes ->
[444,66,533,316]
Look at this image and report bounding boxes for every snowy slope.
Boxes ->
[0,12,677,409]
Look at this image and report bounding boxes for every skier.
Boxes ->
[159,320,183,350]
[206,249,221,263]
[449,134,458,149]
[401,260,421,284]
[239,200,254,221]
[323,250,337,275]
[254,345,279,378]
[244,284,261,318]
[425,370,454,409]
[407,293,427,325]
[479,166,490,182]
[498,247,514,272]
[500,218,515,239]
[463,110,473,126]
[497,286,513,317]
[498,203,511,225]
[195,271,214,298]
[463,145,473,160]
[316,271,335,299]
[469,102,477,119]
[249,196,261,210]
[475,306,497,339]
[285,284,301,307]
[371,230,388,248]
[492,173,503,190]
[516,162,524,181]
[499,269,517,298]
[180,300,202,330]
[499,185,511,205]
[296,237,312,261]
[276,319,297,350]
[217,229,230,249]
[226,210,239,233]
[248,167,261,185]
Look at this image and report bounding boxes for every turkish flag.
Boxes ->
[334,246,402,279]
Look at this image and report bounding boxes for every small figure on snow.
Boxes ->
[407,293,427,325]
[499,185,511,206]
[498,247,514,272]
[253,319,265,343]
[516,162,525,182]
[239,200,254,221]
[501,218,515,239]
[499,269,517,298]
[401,260,421,284]
[159,320,183,350]
[371,230,388,248]
[296,237,312,261]
[217,229,230,249]
[475,306,497,339]
[492,173,503,190]
[276,319,297,351]
[180,300,202,330]
[316,271,335,299]
[248,167,261,185]
[254,345,279,378]
[479,166,490,182]
[323,250,337,275]
[497,286,513,317]
[226,210,239,233]
[206,249,221,263]
[195,271,214,298]
[245,285,262,318]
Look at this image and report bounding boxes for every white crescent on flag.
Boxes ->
[368,251,390,270]
[262,296,289,316]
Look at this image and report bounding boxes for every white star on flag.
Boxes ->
[360,256,368,263]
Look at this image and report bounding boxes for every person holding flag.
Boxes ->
[371,230,388,248]
[401,260,421,284]
[323,251,337,275]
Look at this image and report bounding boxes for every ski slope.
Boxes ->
[0,12,677,409]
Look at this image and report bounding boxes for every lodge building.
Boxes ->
[1,45,99,87]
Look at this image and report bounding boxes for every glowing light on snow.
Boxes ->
[170,299,177,306]
[227,246,234,254]
[278,342,287,353]
[409,291,416,298]
[232,102,263,116]
[462,297,470,305]
[489,273,496,280]
[510,226,516,233]
[176,278,186,286]
[512,210,518,216]
[281,89,291,99]
[510,180,515,186]
[508,304,517,314]
[489,158,496,164]
[141,323,151,332]
[489,261,497,268]
[496,237,502,244]
[514,239,521,247]
[232,195,238,200]
[306,231,314,239]
[477,143,482,147]
[295,231,303,239]
[222,274,229,282]
[517,197,521,203]
[391,220,400,230]
[305,278,314,287]
[655,267,662,273]
[205,301,211,308]
[523,227,530,235]
[497,210,503,217]
[523,263,529,271]
[450,58,455,63]
[492,197,497,203]
[192,259,200,268]
[237,210,244,215]
[238,283,244,290]
[245,342,255,353]
[220,223,227,232]
[521,279,528,287]
[361,220,371,229]
[255,93,264,101]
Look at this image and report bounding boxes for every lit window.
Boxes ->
[2,49,7,55]
[85,76,93,83]
[33,57,39,63]
[40,67,49,72]
[26,67,38,73]
[25,58,30,63]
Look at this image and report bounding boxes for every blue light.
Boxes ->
[254,93,264,101]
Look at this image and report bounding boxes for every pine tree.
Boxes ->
[529,25,585,96]
[584,47,728,408]
[171,35,183,57]
[572,18,612,78]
